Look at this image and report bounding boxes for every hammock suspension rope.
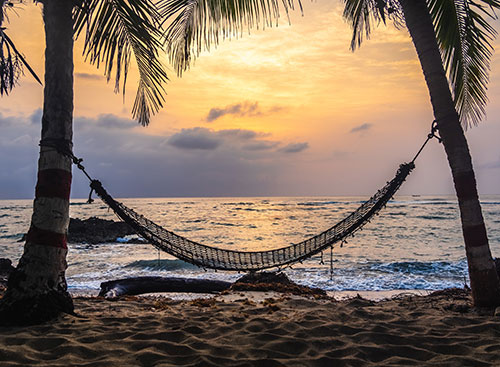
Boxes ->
[39,121,441,272]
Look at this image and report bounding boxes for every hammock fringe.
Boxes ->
[90,162,415,271]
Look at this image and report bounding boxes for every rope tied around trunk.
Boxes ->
[411,120,442,163]
[39,137,96,202]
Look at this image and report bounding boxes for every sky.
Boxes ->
[1,1,500,199]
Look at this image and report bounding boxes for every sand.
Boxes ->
[1,289,500,366]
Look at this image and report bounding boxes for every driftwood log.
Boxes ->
[99,276,231,298]
[98,272,328,298]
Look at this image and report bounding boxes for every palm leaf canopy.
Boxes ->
[342,0,500,128]
[158,0,301,76]
[428,0,500,127]
[74,0,169,126]
[3,0,300,124]
[1,0,169,125]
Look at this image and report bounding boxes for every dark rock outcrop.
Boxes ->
[20,217,143,244]
[68,217,140,244]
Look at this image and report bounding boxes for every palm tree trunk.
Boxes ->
[0,0,74,325]
[399,0,500,307]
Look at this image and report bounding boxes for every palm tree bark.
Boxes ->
[399,0,500,307]
[0,0,74,324]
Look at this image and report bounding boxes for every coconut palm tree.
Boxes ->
[343,0,500,307]
[159,0,500,306]
[0,0,169,325]
[0,0,298,324]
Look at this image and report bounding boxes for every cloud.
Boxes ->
[75,73,105,81]
[168,127,222,150]
[243,141,280,151]
[10,134,35,147]
[0,113,11,127]
[206,102,260,122]
[0,111,312,198]
[204,102,285,122]
[167,127,274,151]
[268,106,286,114]
[217,129,258,140]
[350,123,373,133]
[279,142,309,153]
[167,127,309,155]
[94,114,137,130]
[29,108,43,124]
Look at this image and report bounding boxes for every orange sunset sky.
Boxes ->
[1,1,500,198]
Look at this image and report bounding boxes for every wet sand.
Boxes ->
[1,289,500,366]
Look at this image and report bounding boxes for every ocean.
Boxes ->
[1,196,499,296]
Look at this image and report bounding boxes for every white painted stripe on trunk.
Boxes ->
[468,244,495,271]
[39,149,72,172]
[15,243,68,296]
[32,197,70,234]
[459,198,485,227]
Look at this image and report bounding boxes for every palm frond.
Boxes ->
[343,0,372,50]
[342,0,402,50]
[0,29,20,95]
[0,0,5,26]
[158,0,302,76]
[428,0,500,128]
[74,0,169,126]
[0,0,42,95]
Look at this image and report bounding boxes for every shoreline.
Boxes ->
[328,289,430,301]
[68,288,432,301]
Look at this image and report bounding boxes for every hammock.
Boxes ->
[88,162,415,271]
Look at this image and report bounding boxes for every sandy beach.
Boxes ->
[1,289,500,366]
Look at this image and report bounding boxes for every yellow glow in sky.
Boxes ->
[2,1,500,198]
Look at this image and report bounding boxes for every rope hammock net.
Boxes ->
[60,121,439,272]
[89,162,414,271]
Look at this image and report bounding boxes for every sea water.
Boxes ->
[1,196,499,295]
